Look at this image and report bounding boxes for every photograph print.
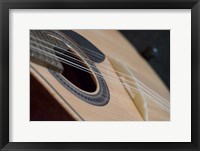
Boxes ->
[30,30,170,121]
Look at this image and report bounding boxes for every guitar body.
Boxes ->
[30,30,170,121]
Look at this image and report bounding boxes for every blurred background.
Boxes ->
[120,30,170,89]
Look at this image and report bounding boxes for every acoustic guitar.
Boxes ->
[30,30,170,121]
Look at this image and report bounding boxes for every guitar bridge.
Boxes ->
[108,57,148,121]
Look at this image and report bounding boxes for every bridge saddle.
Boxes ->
[108,57,149,121]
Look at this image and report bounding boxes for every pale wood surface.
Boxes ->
[31,58,143,121]
[30,30,170,121]
[74,30,170,121]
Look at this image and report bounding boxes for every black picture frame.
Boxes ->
[0,0,199,150]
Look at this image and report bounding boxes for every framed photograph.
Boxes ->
[0,0,199,150]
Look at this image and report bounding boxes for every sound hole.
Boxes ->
[54,46,97,93]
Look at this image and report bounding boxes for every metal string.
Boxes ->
[30,35,169,105]
[30,44,170,110]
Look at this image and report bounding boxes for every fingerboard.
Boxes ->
[30,30,64,73]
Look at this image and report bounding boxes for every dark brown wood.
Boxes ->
[30,74,75,121]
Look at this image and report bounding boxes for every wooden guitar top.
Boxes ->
[30,30,170,121]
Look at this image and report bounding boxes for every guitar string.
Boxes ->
[30,37,169,105]
[31,34,169,104]
[30,45,169,110]
[30,35,169,104]
[30,45,169,111]
[76,46,168,101]
[30,39,169,106]
[32,33,166,97]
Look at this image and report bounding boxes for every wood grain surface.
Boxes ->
[30,30,170,121]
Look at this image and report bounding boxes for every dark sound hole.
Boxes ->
[53,46,97,93]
